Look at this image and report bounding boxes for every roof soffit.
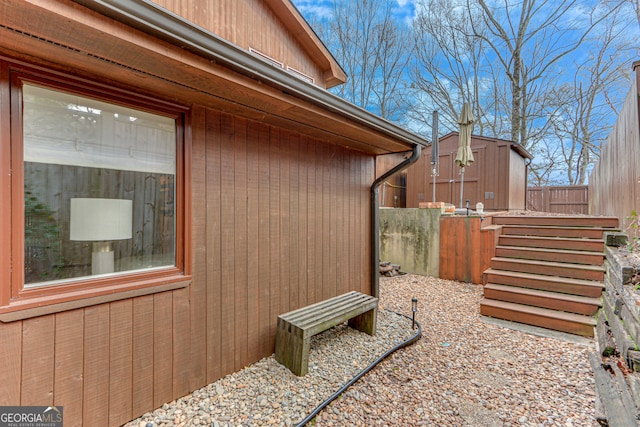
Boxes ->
[0,0,425,154]
[68,0,424,150]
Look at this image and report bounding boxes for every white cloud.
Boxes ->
[292,0,333,19]
[394,0,417,25]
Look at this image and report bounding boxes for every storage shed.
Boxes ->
[0,1,426,425]
[406,132,532,210]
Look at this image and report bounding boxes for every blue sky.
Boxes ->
[290,0,640,185]
[292,0,416,24]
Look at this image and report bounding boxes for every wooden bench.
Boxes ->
[275,291,378,376]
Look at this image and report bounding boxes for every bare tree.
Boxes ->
[470,0,624,150]
[371,13,412,120]
[410,0,506,137]
[528,138,561,186]
[312,0,412,121]
[629,0,640,28]
[547,5,639,184]
[300,0,636,186]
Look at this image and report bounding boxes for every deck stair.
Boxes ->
[480,215,618,337]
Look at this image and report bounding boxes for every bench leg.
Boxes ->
[348,308,377,335]
[275,322,311,376]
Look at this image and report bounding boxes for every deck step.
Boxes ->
[480,298,596,337]
[490,257,604,281]
[483,269,604,297]
[491,215,619,228]
[483,283,601,315]
[500,225,610,239]
[498,235,604,252]
[481,215,611,337]
[495,246,605,266]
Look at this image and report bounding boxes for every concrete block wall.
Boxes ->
[379,207,441,277]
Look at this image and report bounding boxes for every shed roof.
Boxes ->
[437,132,533,160]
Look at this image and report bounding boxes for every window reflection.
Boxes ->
[23,84,177,286]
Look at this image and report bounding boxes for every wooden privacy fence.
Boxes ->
[589,61,640,228]
[527,186,589,214]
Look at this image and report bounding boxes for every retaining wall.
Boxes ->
[593,233,640,425]
[379,208,440,277]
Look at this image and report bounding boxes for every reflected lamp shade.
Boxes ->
[70,198,132,275]
[70,198,133,241]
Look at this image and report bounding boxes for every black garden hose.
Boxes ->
[296,310,423,427]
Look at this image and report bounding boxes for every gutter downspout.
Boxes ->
[370,145,422,298]
[525,157,532,209]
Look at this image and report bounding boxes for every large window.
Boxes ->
[1,65,189,317]
[23,84,177,285]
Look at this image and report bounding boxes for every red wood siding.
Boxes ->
[21,315,55,406]
[82,305,109,425]
[54,309,84,427]
[151,0,328,88]
[0,321,21,405]
[0,107,375,426]
[197,110,374,375]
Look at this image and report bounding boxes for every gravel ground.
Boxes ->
[127,275,597,427]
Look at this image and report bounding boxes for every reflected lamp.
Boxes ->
[70,198,132,275]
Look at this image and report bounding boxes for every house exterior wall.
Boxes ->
[0,1,377,425]
[0,100,374,426]
[152,0,329,88]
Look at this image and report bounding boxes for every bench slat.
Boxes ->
[278,291,363,320]
[279,293,376,326]
[278,297,378,338]
[301,301,378,337]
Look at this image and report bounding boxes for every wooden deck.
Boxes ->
[480,215,618,337]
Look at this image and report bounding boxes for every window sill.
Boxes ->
[0,274,191,322]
